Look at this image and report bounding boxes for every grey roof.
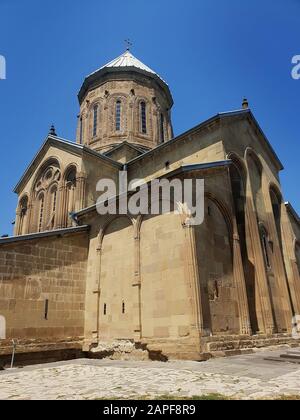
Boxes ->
[0,225,89,245]
[285,202,300,225]
[92,50,167,84]
[78,51,173,106]
[75,160,232,218]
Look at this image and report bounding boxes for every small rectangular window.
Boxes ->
[104,303,107,315]
[44,299,49,320]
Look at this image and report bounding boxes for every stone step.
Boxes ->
[280,354,300,361]
[264,357,288,363]
[286,350,300,356]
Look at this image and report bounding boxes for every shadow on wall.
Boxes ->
[0,315,6,339]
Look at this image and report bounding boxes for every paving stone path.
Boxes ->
[0,348,300,400]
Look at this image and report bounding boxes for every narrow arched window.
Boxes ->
[92,105,98,137]
[38,194,45,232]
[160,113,165,143]
[115,100,121,131]
[140,101,147,134]
[52,188,57,213]
[18,196,28,235]
[261,227,271,270]
[79,117,83,144]
[48,187,57,230]
[65,168,77,226]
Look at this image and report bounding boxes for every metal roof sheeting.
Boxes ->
[89,50,167,84]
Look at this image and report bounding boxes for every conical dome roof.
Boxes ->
[97,50,165,82]
[78,50,172,105]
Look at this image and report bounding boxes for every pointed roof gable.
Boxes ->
[126,108,284,171]
[14,135,122,194]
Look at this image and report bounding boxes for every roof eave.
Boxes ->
[219,109,284,171]
[0,225,90,245]
[285,201,300,225]
[78,67,173,107]
[14,136,122,194]
[75,160,232,218]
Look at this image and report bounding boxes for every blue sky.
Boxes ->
[0,0,299,235]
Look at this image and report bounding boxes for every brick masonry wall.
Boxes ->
[0,232,88,342]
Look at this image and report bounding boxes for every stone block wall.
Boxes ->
[0,232,88,344]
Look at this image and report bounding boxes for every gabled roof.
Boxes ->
[0,225,90,245]
[78,51,173,106]
[14,135,122,194]
[104,141,147,157]
[285,202,300,225]
[126,108,284,171]
[75,160,232,218]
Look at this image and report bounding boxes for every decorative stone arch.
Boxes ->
[63,163,78,181]
[196,191,239,334]
[87,99,102,140]
[205,191,233,244]
[245,147,266,219]
[98,214,135,250]
[269,182,283,203]
[31,157,61,193]
[134,192,180,241]
[134,96,153,138]
[227,152,258,333]
[269,182,284,251]
[227,152,247,185]
[30,158,62,232]
[97,214,136,340]
[0,315,6,340]
[245,147,263,175]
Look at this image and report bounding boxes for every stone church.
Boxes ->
[0,50,299,361]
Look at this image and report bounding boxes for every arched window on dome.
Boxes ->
[92,104,98,137]
[160,113,165,143]
[115,100,121,131]
[79,116,83,144]
[140,101,147,134]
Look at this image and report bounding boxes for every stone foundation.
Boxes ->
[0,337,84,368]
[202,334,300,357]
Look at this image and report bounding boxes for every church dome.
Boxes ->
[76,50,174,153]
[78,50,173,106]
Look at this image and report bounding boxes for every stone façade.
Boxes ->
[0,50,299,361]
